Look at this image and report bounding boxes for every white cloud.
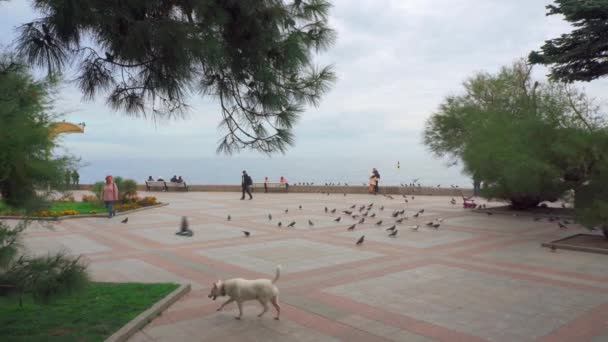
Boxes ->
[1,0,607,165]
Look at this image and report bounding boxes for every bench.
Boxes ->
[166,181,188,191]
[145,181,188,191]
[146,181,167,191]
[252,182,288,192]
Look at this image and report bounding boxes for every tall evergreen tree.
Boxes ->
[0,53,72,209]
[529,0,608,82]
[13,0,336,153]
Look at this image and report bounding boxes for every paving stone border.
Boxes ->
[0,203,169,221]
[105,283,191,342]
[542,234,608,255]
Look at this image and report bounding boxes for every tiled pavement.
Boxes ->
[15,191,608,341]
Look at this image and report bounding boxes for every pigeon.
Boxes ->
[121,217,128,224]
[380,206,384,211]
[343,210,353,215]
[268,213,272,221]
[426,221,434,227]
[285,209,289,214]
[436,218,444,222]
[176,229,193,237]
[410,225,420,232]
[356,235,365,245]
[176,216,193,236]
[299,205,302,210]
[386,225,396,231]
[388,230,398,237]
[395,218,404,224]
[324,207,328,213]
[334,217,342,222]
[308,219,314,227]
[359,205,366,211]
[375,220,383,226]
[486,212,493,216]
[533,217,541,221]
[563,220,571,224]
[413,213,420,218]
[288,221,296,227]
[330,208,336,214]
[399,209,405,215]
[411,196,415,200]
[432,223,440,229]
[227,214,231,221]
[352,214,359,219]
[370,213,376,218]
[358,218,365,224]
[558,222,568,229]
[418,209,425,214]
[350,204,356,209]
[344,193,347,197]
[392,211,399,218]
[362,212,368,217]
[242,231,250,237]
[550,245,557,252]
[450,198,457,205]
[278,222,282,228]
[347,224,356,231]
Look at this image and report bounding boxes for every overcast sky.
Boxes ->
[1,0,607,163]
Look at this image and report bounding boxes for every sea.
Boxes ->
[77,156,473,188]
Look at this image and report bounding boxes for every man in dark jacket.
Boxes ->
[241,170,253,200]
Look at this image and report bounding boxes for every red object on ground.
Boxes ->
[462,197,477,208]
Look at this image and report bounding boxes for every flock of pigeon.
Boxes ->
[115,192,572,250]
[217,196,446,246]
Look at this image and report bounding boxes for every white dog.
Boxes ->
[208,265,281,320]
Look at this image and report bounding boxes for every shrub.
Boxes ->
[57,193,75,203]
[81,194,98,203]
[120,179,138,201]
[137,196,158,207]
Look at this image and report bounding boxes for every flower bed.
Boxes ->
[1,196,162,219]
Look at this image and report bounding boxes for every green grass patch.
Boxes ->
[49,201,107,214]
[0,282,179,342]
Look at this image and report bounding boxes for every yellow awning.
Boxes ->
[50,122,85,136]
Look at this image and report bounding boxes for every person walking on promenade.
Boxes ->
[264,177,269,193]
[368,173,376,194]
[101,175,119,218]
[372,168,381,194]
[279,176,289,192]
[71,170,80,188]
[241,170,253,200]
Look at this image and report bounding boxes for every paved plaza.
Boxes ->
[16,191,608,341]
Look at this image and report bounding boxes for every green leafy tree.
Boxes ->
[424,60,605,209]
[0,54,88,304]
[14,0,336,154]
[0,53,73,210]
[529,0,608,82]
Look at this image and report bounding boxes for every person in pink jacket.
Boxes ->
[101,175,119,218]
